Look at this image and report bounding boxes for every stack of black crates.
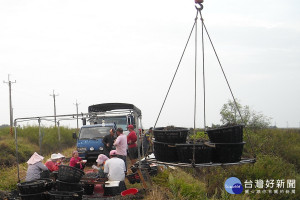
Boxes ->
[206,125,245,163]
[48,165,85,200]
[153,127,188,162]
[153,125,245,164]
[17,179,53,200]
[153,127,212,164]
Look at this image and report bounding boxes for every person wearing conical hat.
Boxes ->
[25,152,49,181]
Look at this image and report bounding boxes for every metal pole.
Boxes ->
[3,74,16,134]
[74,100,80,130]
[50,90,59,127]
[57,121,61,152]
[38,118,42,154]
[14,120,20,182]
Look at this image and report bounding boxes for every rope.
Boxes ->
[201,16,256,159]
[153,11,198,128]
[192,10,199,167]
[199,10,207,131]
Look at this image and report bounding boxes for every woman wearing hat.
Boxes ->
[45,153,61,172]
[93,154,109,178]
[25,152,49,181]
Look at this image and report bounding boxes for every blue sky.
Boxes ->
[0,0,299,128]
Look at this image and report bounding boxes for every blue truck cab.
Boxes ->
[76,123,116,160]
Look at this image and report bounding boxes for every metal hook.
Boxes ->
[195,3,204,11]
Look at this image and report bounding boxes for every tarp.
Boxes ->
[88,103,142,116]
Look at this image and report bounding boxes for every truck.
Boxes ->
[75,103,142,160]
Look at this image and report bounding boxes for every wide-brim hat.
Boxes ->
[96,154,109,164]
[51,153,60,160]
[27,152,44,165]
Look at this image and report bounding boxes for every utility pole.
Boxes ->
[74,100,80,130]
[3,74,16,135]
[50,90,59,127]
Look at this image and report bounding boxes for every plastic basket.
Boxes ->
[58,165,84,183]
[153,127,189,143]
[176,143,212,164]
[19,192,47,200]
[48,191,82,200]
[126,173,138,184]
[38,178,55,191]
[153,141,178,162]
[17,180,46,194]
[82,182,94,195]
[40,170,50,178]
[211,142,245,163]
[206,125,243,143]
[56,180,82,192]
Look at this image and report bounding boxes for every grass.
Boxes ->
[1,126,299,200]
[0,126,77,166]
[145,128,300,200]
[0,146,76,191]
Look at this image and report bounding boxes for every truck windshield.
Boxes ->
[79,126,111,140]
[102,116,128,131]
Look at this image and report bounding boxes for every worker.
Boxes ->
[45,153,61,172]
[127,125,138,165]
[104,150,126,181]
[102,128,116,157]
[69,150,86,170]
[25,152,49,181]
[113,127,127,169]
[142,127,153,156]
[92,154,109,178]
[103,150,127,196]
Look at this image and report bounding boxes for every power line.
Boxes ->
[49,90,59,127]
[3,74,16,134]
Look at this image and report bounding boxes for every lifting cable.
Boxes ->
[153,11,198,128]
[198,7,256,159]
[153,2,256,165]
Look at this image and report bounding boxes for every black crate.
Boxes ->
[48,190,82,200]
[153,127,189,143]
[206,125,243,143]
[211,142,245,163]
[81,182,94,195]
[40,170,50,178]
[56,180,82,192]
[176,143,212,164]
[38,178,55,191]
[19,192,47,200]
[126,173,138,184]
[153,141,178,162]
[58,165,84,183]
[17,180,46,195]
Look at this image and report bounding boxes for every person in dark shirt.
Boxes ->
[102,128,116,157]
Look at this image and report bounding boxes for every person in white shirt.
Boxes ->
[104,150,126,181]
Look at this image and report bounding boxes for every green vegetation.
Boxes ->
[0,121,299,200]
[220,99,271,129]
[149,128,300,200]
[0,126,76,166]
